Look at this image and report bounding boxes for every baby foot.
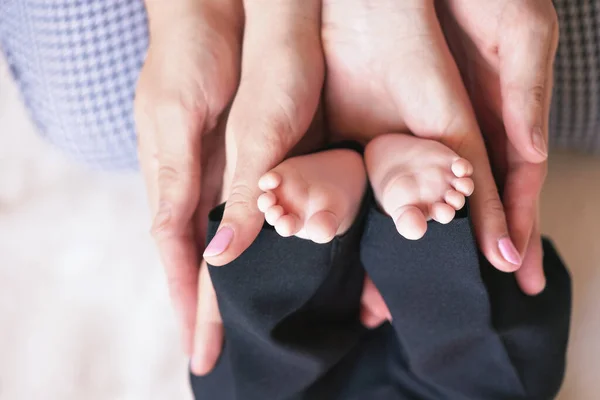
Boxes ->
[365,133,474,240]
[257,149,367,244]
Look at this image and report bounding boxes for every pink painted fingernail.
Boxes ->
[498,237,522,266]
[203,227,234,258]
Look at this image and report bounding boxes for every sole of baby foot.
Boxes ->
[257,148,367,243]
[365,133,474,240]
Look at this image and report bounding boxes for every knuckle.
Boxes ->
[224,182,258,214]
[157,163,182,185]
[154,162,200,213]
[257,100,302,153]
[152,223,176,240]
[157,161,200,195]
[528,84,546,109]
[155,96,199,132]
[152,212,194,242]
[482,195,507,218]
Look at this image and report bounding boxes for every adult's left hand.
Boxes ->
[439,0,559,295]
[321,0,557,326]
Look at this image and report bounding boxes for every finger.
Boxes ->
[515,214,546,296]
[203,0,324,266]
[502,158,546,256]
[152,100,203,238]
[191,261,224,375]
[135,100,204,356]
[153,103,205,353]
[465,142,523,272]
[500,2,559,163]
[360,276,391,328]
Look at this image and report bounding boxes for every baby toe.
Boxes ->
[393,205,427,240]
[451,158,474,178]
[274,214,299,237]
[306,211,338,244]
[258,171,282,191]
[444,190,466,210]
[452,177,474,196]
[431,202,455,224]
[257,192,277,212]
[265,205,284,226]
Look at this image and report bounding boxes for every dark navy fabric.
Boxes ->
[189,198,571,400]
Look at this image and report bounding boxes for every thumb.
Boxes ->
[203,101,312,266]
[499,2,559,163]
[202,144,276,266]
[202,0,323,267]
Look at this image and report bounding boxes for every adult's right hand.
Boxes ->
[138,0,325,376]
[134,0,242,358]
[203,0,325,267]
[197,0,324,375]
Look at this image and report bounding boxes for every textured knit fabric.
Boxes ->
[0,0,599,170]
[0,0,147,170]
[189,198,571,400]
[552,0,600,152]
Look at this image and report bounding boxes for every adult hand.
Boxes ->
[321,0,526,324]
[134,0,242,363]
[439,0,559,295]
[202,0,325,266]
[194,0,324,375]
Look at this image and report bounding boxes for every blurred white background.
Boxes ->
[0,53,598,399]
[0,58,192,399]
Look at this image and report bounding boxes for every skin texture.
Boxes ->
[365,134,474,240]
[255,134,473,243]
[256,149,367,243]
[135,0,559,376]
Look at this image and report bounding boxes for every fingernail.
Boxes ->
[532,127,548,158]
[498,237,522,266]
[203,227,234,258]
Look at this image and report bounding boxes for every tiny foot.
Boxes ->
[365,133,474,240]
[257,149,367,243]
